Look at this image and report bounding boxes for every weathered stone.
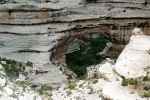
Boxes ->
[114,29,150,79]
[0,0,150,100]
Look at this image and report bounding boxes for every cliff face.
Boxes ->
[0,0,150,86]
[1,0,150,66]
[35,0,150,64]
[0,0,150,40]
[0,0,150,99]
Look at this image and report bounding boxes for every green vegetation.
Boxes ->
[15,80,32,90]
[143,91,150,97]
[66,36,110,78]
[121,78,128,86]
[67,81,77,90]
[16,80,31,86]
[121,76,150,98]
[121,78,138,86]
[92,79,98,84]
[143,76,150,81]
[37,84,53,96]
[26,61,33,66]
[128,79,138,85]
[0,57,33,77]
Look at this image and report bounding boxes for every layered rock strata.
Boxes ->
[1,0,150,89]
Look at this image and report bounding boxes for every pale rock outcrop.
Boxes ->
[115,28,150,78]
[87,58,116,80]
[101,28,150,100]
[98,59,117,81]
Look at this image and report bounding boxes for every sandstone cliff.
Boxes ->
[0,0,149,85]
[0,0,150,100]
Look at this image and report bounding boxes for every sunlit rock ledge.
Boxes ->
[115,28,150,79]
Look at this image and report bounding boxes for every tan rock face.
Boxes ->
[1,0,150,89]
[115,35,150,78]
[0,0,150,40]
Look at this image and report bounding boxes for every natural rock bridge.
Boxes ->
[0,0,150,86]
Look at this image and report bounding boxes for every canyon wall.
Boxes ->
[0,0,149,88]
[0,1,149,99]
[0,0,149,65]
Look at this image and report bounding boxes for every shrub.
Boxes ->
[37,84,53,95]
[143,91,150,97]
[67,81,77,90]
[121,78,128,86]
[121,78,138,86]
[0,57,32,78]
[66,36,110,78]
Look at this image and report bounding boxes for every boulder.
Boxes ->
[115,28,150,79]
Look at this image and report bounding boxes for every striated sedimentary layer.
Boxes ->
[0,0,150,100]
[0,0,150,90]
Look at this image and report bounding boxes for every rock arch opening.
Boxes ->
[50,24,149,78]
[65,34,111,77]
[50,26,118,77]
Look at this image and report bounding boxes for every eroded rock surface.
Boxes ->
[1,0,150,68]
[0,0,150,100]
[115,34,150,78]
